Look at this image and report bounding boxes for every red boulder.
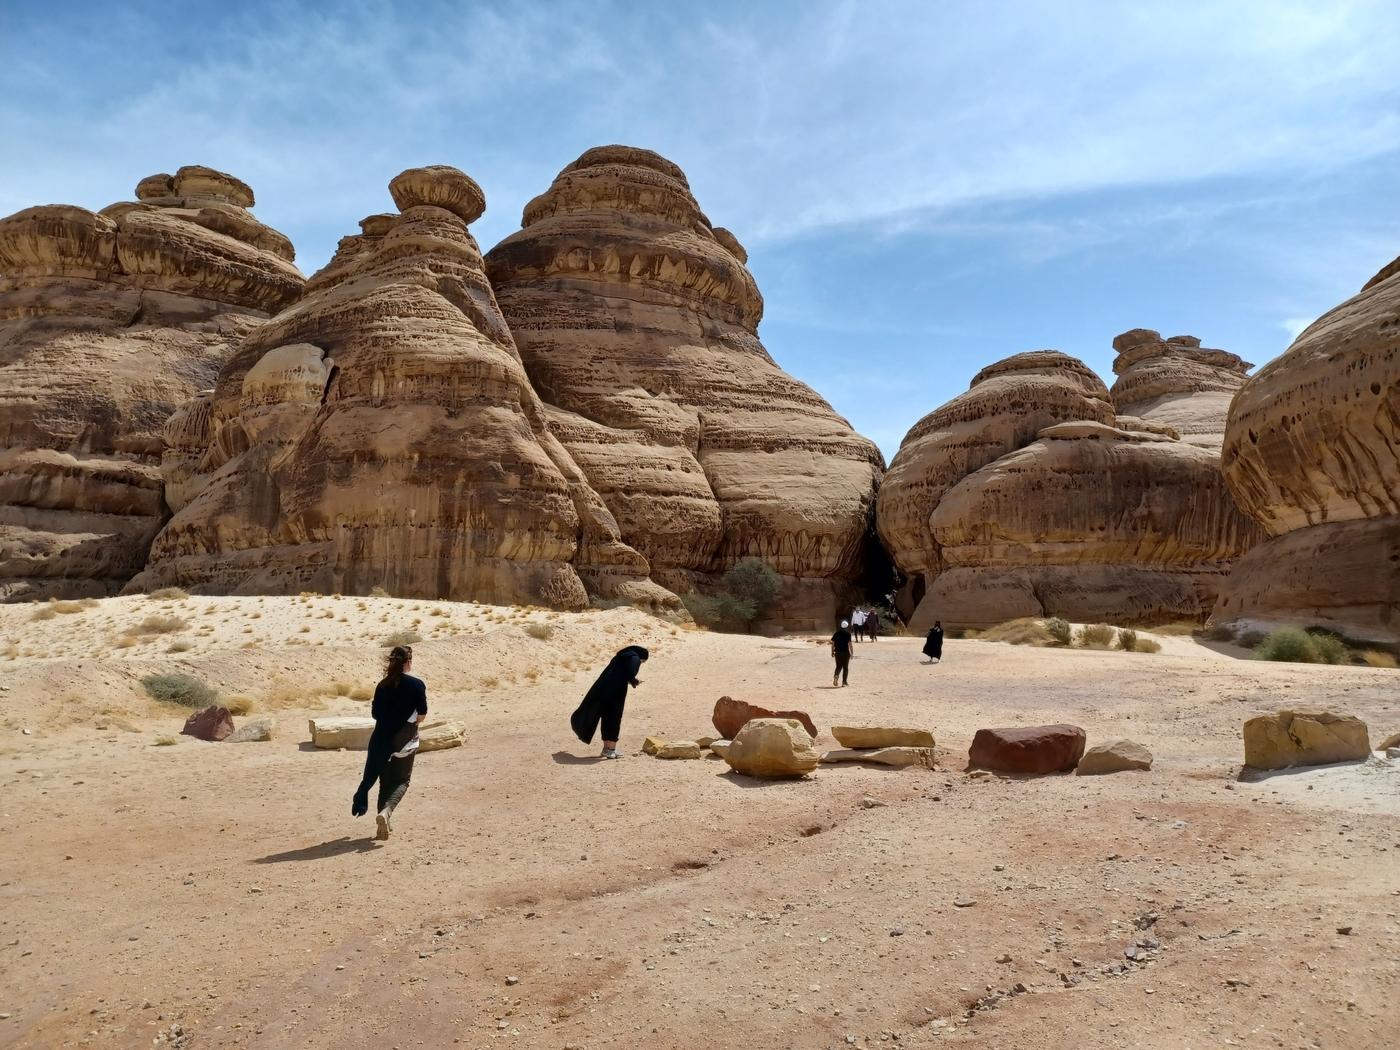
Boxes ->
[182,705,234,742]
[968,724,1085,774]
[713,696,817,740]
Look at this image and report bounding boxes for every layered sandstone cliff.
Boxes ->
[484,146,883,627]
[1214,258,1400,643]
[1109,329,1252,451]
[131,166,674,610]
[879,351,1261,628]
[0,166,303,601]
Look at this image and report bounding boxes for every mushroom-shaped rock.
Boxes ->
[1110,328,1251,452]
[174,164,255,207]
[0,168,303,602]
[723,718,820,779]
[131,166,671,612]
[1214,258,1400,644]
[486,145,883,629]
[388,165,485,224]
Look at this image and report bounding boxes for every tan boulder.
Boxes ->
[655,741,704,760]
[226,717,274,743]
[723,718,819,779]
[1379,731,1400,752]
[1075,739,1153,775]
[1243,709,1370,770]
[820,747,936,769]
[832,726,935,749]
[0,167,303,602]
[713,695,817,740]
[1215,258,1400,645]
[708,739,732,759]
[642,736,666,755]
[485,145,883,629]
[418,720,465,752]
[308,717,375,750]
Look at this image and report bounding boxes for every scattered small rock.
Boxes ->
[953,898,976,908]
[1336,926,1353,936]
[505,975,519,985]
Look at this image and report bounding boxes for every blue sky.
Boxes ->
[4,0,1398,458]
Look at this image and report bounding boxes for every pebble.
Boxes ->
[889,927,906,937]
[953,898,976,908]
[505,976,519,986]
[1336,926,1353,936]
[996,953,1012,964]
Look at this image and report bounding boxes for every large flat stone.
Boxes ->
[307,716,374,750]
[968,724,1086,775]
[821,746,936,769]
[832,726,935,749]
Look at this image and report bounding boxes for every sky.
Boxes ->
[3,0,1398,459]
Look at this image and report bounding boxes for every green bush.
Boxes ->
[141,672,218,708]
[1308,631,1349,665]
[1045,617,1072,646]
[682,558,781,633]
[1078,623,1116,649]
[1254,627,1320,663]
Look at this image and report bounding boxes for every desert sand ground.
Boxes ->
[0,594,1396,1050]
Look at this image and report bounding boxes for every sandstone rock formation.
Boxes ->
[723,718,820,779]
[1242,709,1370,770]
[879,351,1262,628]
[831,726,935,749]
[1110,329,1251,451]
[1214,260,1400,643]
[0,166,303,601]
[967,724,1086,775]
[485,146,884,628]
[308,716,375,750]
[131,166,673,610]
[654,741,704,760]
[820,746,936,768]
[712,695,817,740]
[1075,739,1153,775]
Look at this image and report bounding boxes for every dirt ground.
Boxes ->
[0,595,1396,1049]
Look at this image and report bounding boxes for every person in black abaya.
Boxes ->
[571,645,648,759]
[352,644,427,840]
[923,620,944,664]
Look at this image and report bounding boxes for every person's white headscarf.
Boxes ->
[841,620,850,628]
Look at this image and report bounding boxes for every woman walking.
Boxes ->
[923,620,944,664]
[571,645,648,758]
[351,645,427,841]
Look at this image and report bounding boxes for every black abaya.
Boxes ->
[571,645,649,744]
[923,627,944,660]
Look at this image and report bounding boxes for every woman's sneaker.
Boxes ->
[601,748,620,759]
[375,812,391,840]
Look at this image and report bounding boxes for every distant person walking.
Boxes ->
[923,621,944,664]
[571,645,649,759]
[851,607,867,642]
[866,610,880,642]
[831,620,853,687]
[352,644,427,841]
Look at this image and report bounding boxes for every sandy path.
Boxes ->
[0,598,1396,1048]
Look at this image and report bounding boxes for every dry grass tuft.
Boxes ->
[153,734,181,746]
[384,629,421,647]
[979,618,1054,646]
[148,587,189,601]
[167,640,193,653]
[370,586,391,598]
[1134,638,1162,654]
[1078,623,1116,650]
[1360,649,1398,669]
[31,605,57,621]
[225,695,255,716]
[135,614,188,635]
[141,672,217,707]
[1150,620,1198,636]
[523,622,554,641]
[348,685,373,702]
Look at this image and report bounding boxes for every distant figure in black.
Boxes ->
[352,644,427,841]
[571,645,648,759]
[923,621,944,664]
[831,620,853,687]
[866,610,881,642]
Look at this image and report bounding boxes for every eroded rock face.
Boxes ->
[880,352,1261,628]
[131,166,672,610]
[0,166,303,601]
[485,146,884,629]
[1214,263,1400,643]
[1110,329,1251,452]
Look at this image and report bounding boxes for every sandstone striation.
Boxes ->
[485,146,884,628]
[1109,329,1251,451]
[0,166,303,601]
[1214,260,1400,643]
[130,166,673,610]
[879,351,1261,628]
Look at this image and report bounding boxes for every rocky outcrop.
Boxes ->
[880,351,1261,628]
[968,724,1086,775]
[1214,261,1400,643]
[0,166,303,601]
[485,146,884,629]
[1110,329,1251,451]
[130,166,673,610]
[723,718,820,779]
[1242,709,1370,770]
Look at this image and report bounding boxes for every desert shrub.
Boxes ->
[1360,649,1399,669]
[1116,628,1138,651]
[1308,631,1349,665]
[683,558,781,633]
[49,598,96,615]
[148,587,189,601]
[369,586,391,598]
[1045,617,1072,646]
[1134,638,1162,654]
[979,618,1054,646]
[1078,623,1116,650]
[1150,620,1198,636]
[225,695,255,715]
[333,681,352,696]
[136,614,188,635]
[141,672,217,707]
[524,622,554,641]
[31,605,57,621]
[348,685,373,701]
[681,592,753,632]
[167,640,193,653]
[153,735,180,746]
[1253,627,1320,663]
[384,629,421,647]
[1202,623,1237,642]
[1237,630,1267,649]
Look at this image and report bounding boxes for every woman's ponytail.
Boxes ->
[382,644,411,687]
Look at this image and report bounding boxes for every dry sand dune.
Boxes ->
[0,596,1396,1049]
